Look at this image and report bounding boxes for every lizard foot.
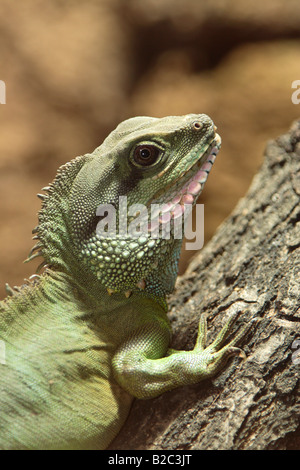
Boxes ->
[192,311,255,377]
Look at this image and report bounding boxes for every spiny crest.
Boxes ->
[5,274,41,298]
[25,155,88,271]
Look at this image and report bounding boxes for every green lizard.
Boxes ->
[0,114,248,450]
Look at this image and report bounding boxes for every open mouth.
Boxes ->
[147,133,221,229]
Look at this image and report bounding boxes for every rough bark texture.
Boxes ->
[110,121,300,450]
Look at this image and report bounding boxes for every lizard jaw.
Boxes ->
[148,133,221,229]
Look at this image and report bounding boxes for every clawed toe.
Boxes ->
[194,311,256,376]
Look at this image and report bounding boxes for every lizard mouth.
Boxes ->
[148,133,221,228]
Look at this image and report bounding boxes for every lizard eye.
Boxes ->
[133,145,161,167]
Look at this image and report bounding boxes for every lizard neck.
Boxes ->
[27,154,88,274]
[0,271,77,334]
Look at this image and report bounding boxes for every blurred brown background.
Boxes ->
[1,0,300,298]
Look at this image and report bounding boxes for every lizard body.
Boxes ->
[0,114,247,449]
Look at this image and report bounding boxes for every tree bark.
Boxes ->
[110,121,300,450]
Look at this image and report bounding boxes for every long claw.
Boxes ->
[207,311,243,352]
[194,313,257,377]
[195,314,207,350]
[207,346,247,375]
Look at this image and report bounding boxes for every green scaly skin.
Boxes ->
[0,114,248,449]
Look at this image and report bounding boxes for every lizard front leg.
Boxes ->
[112,312,251,399]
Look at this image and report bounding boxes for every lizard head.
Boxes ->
[32,114,221,301]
